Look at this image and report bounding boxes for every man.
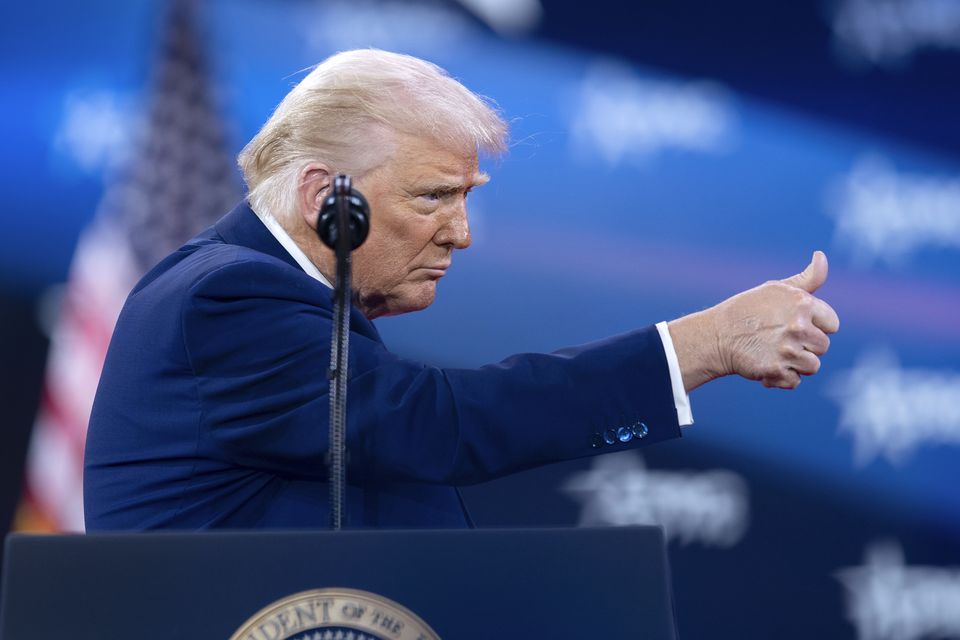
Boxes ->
[84,49,838,530]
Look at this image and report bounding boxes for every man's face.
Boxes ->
[350,134,488,319]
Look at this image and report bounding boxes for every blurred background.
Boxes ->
[2,0,959,637]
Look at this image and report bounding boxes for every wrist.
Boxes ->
[667,308,727,393]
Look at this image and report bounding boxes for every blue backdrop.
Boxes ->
[2,0,959,637]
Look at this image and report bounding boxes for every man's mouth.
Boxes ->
[418,263,450,278]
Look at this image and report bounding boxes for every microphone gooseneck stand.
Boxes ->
[317,174,370,531]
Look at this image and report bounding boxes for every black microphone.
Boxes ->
[315,174,370,531]
[317,175,370,250]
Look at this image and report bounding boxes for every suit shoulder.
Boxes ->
[185,245,324,301]
[131,240,320,305]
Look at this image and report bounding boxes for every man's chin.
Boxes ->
[398,283,437,314]
[365,282,437,319]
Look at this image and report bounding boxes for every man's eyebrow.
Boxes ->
[416,172,490,194]
[426,184,465,196]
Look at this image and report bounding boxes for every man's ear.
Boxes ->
[297,162,333,231]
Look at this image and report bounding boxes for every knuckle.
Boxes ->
[779,344,797,359]
[786,321,806,336]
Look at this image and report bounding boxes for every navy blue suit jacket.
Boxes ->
[84,203,682,530]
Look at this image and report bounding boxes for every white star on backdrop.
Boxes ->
[828,348,960,465]
[563,451,749,547]
[837,541,960,640]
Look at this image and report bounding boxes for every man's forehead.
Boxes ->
[390,136,487,187]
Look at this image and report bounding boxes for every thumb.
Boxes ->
[781,251,828,293]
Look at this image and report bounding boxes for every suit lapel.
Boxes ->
[214,202,384,344]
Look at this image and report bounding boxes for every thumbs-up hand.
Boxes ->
[669,251,840,391]
[720,251,840,388]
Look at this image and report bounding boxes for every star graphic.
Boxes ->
[827,349,960,465]
[563,451,749,547]
[837,541,960,640]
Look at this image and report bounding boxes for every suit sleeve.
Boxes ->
[182,259,681,485]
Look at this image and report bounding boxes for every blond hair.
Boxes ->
[238,49,508,220]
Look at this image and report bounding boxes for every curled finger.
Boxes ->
[803,330,830,356]
[763,367,801,389]
[811,298,840,334]
[792,349,821,376]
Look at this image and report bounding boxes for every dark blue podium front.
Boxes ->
[1,527,677,639]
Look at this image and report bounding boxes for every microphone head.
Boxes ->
[317,175,370,250]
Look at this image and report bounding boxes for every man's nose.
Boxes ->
[435,205,471,250]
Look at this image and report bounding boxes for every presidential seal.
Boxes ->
[230,588,441,640]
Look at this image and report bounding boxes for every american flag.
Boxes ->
[18,0,240,532]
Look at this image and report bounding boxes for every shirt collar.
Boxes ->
[252,208,333,289]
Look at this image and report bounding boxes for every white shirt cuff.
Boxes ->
[655,321,694,427]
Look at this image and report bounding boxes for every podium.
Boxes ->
[1,527,678,639]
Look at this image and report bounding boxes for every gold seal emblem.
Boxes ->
[230,588,441,640]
